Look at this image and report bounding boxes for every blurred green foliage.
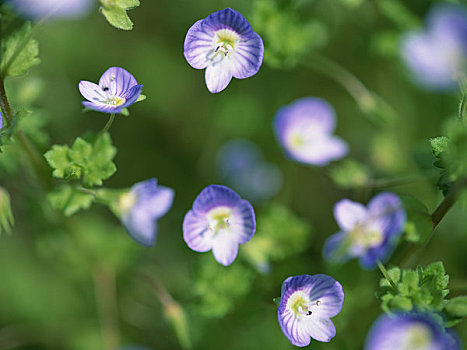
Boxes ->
[0,0,466,349]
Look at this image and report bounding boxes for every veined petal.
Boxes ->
[278,309,312,347]
[231,199,255,244]
[202,8,253,35]
[184,19,215,70]
[99,67,137,97]
[304,317,336,343]
[192,185,241,214]
[307,274,344,319]
[82,101,122,114]
[122,84,143,108]
[183,210,213,252]
[212,231,239,266]
[334,199,368,231]
[79,80,107,102]
[205,59,232,93]
[230,32,264,79]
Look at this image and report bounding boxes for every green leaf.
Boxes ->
[400,196,433,244]
[445,296,467,318]
[273,297,281,307]
[120,108,129,116]
[135,94,146,103]
[100,0,140,30]
[378,262,451,317]
[0,187,14,234]
[1,22,40,77]
[44,133,117,186]
[430,136,450,158]
[47,185,94,217]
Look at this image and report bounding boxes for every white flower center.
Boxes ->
[100,73,126,106]
[287,291,322,319]
[209,29,240,61]
[206,206,233,234]
[349,222,384,248]
[398,323,432,350]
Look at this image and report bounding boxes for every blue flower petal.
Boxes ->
[192,185,242,214]
[333,199,368,232]
[368,192,406,238]
[121,179,174,247]
[82,101,122,114]
[183,210,213,253]
[211,231,239,266]
[79,81,107,103]
[230,32,264,79]
[205,59,233,93]
[122,84,143,108]
[202,8,253,35]
[231,199,255,244]
[184,19,214,70]
[99,67,138,97]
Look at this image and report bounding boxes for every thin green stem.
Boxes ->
[377,260,398,292]
[401,178,467,267]
[304,53,396,124]
[101,114,115,135]
[431,178,467,229]
[93,265,120,350]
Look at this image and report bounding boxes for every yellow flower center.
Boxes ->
[404,324,432,350]
[349,223,383,248]
[118,192,137,214]
[107,96,126,106]
[207,206,233,232]
[214,29,239,56]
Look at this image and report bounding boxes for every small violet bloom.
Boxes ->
[184,8,264,93]
[216,139,282,202]
[8,0,94,20]
[118,178,174,247]
[323,192,406,269]
[401,4,467,90]
[0,110,2,129]
[79,67,142,114]
[183,185,255,266]
[278,274,344,347]
[274,97,348,166]
[365,312,461,350]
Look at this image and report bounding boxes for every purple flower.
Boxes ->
[401,4,467,90]
[79,67,142,114]
[216,139,282,202]
[323,192,406,269]
[278,274,344,347]
[365,312,461,350]
[273,97,348,166]
[7,0,94,20]
[0,110,2,129]
[183,185,255,266]
[183,8,264,93]
[118,178,174,247]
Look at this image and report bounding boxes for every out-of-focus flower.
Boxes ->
[365,312,461,350]
[216,139,282,202]
[277,274,344,347]
[117,178,174,247]
[401,4,467,90]
[7,0,95,20]
[323,192,406,269]
[273,97,348,166]
[79,67,142,114]
[183,185,255,266]
[184,8,264,93]
[0,110,3,129]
